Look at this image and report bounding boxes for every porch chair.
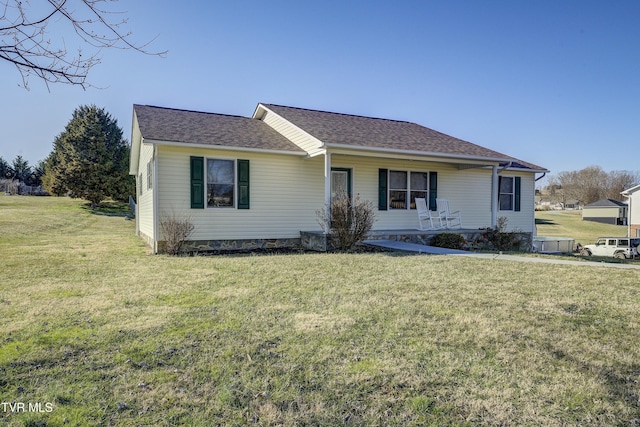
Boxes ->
[436,198,462,229]
[416,198,444,230]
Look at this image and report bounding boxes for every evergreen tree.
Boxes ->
[32,159,46,186]
[0,156,10,179]
[43,105,133,207]
[11,155,33,184]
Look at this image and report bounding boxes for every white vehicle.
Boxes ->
[580,237,639,259]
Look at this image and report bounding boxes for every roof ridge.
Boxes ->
[262,103,414,125]
[136,104,248,120]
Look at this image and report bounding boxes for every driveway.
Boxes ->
[363,239,640,270]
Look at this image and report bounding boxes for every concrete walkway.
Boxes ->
[363,239,640,270]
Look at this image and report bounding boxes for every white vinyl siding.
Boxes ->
[149,146,537,244]
[136,142,155,240]
[630,192,640,225]
[496,173,535,232]
[157,145,325,241]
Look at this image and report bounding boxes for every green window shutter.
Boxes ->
[378,169,388,210]
[514,176,521,212]
[429,171,438,211]
[190,156,204,209]
[237,159,250,209]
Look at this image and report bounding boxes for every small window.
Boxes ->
[207,159,235,208]
[147,161,153,190]
[499,176,514,210]
[410,172,429,209]
[389,171,407,209]
[618,239,629,247]
[608,239,616,246]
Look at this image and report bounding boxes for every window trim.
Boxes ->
[206,157,237,209]
[499,175,515,211]
[147,161,153,191]
[388,169,430,210]
[498,175,521,212]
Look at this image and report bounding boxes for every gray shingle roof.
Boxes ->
[584,199,627,208]
[261,104,546,170]
[134,105,305,153]
[134,103,546,171]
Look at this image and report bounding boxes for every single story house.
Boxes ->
[582,199,628,225]
[129,103,548,253]
[622,184,640,237]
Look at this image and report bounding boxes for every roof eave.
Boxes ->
[622,183,640,196]
[502,166,550,174]
[142,138,307,156]
[324,142,512,165]
[129,109,141,175]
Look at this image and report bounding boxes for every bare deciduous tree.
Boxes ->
[0,0,166,89]
[547,166,640,206]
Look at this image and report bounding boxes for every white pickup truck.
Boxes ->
[580,237,639,259]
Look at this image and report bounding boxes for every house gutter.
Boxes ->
[143,139,307,157]
[323,142,511,164]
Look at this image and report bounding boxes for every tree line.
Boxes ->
[543,166,640,207]
[0,155,45,186]
[3,105,133,207]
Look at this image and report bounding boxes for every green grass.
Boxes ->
[2,195,640,426]
[536,209,628,245]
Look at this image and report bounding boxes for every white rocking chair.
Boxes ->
[416,198,444,230]
[436,198,462,229]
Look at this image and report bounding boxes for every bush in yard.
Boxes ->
[480,216,525,251]
[160,213,194,255]
[317,192,376,251]
[430,232,466,250]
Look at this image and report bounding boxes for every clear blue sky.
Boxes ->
[2,0,639,186]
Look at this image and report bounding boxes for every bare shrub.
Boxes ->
[317,193,376,251]
[159,212,194,255]
[480,216,525,251]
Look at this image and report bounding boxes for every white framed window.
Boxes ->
[499,176,514,210]
[389,170,407,209]
[389,170,429,210]
[147,161,153,190]
[499,175,522,211]
[206,158,235,208]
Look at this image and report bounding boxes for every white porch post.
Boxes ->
[324,152,332,232]
[491,165,498,228]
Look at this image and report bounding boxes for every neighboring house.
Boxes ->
[129,103,548,253]
[582,199,627,225]
[621,184,640,237]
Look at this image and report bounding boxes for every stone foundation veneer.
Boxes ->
[150,230,533,254]
[167,237,302,253]
[300,230,533,252]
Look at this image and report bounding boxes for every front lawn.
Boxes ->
[2,196,639,426]
[536,209,628,245]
